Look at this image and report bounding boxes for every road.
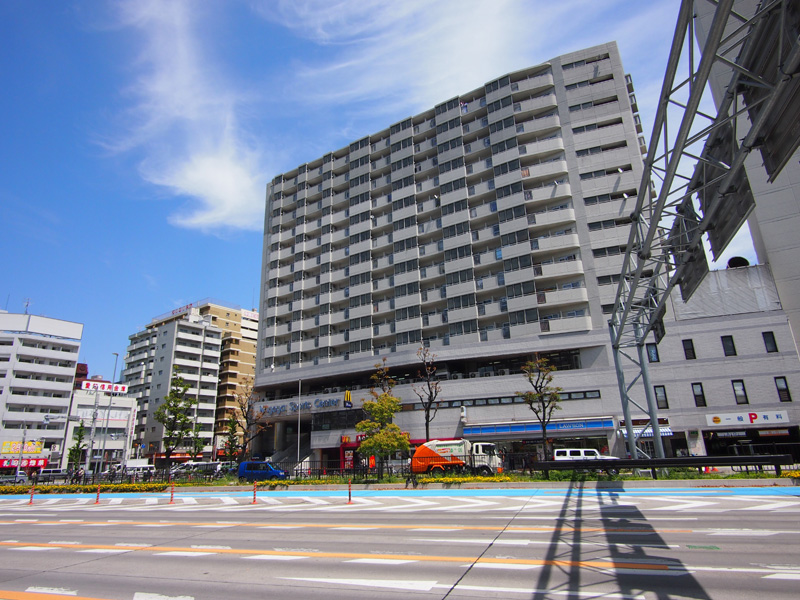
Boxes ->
[0,484,798,599]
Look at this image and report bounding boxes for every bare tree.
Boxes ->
[517,354,563,462]
[412,346,442,441]
[231,376,269,460]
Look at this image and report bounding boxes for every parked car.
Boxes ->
[237,461,287,482]
[553,448,619,475]
[0,473,29,485]
[38,468,68,483]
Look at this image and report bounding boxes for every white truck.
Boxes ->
[411,439,502,476]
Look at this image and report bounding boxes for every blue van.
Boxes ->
[237,461,287,482]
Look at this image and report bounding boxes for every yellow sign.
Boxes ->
[1,441,43,455]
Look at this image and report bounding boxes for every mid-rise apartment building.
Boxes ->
[122,299,257,462]
[0,311,82,471]
[253,43,799,465]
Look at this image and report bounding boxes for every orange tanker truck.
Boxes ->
[410,439,502,476]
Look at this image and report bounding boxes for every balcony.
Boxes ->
[533,259,584,280]
[513,92,557,117]
[511,71,554,95]
[535,287,589,307]
[516,113,560,137]
[529,207,576,229]
[519,135,564,159]
[539,315,593,335]
[520,159,568,182]
[531,232,580,253]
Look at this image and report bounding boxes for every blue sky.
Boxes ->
[0,0,756,379]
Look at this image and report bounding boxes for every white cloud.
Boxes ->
[106,0,267,232]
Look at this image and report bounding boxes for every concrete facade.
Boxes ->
[253,43,800,465]
[0,311,83,471]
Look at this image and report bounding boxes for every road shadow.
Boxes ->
[527,481,711,599]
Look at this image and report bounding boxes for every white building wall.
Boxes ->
[0,312,82,469]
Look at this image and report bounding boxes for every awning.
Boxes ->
[622,427,673,438]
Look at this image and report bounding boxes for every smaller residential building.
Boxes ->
[62,378,137,472]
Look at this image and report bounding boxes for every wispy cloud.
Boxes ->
[255,0,576,116]
[104,0,267,232]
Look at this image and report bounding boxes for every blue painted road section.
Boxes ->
[3,485,799,500]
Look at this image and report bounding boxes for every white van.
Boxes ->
[126,465,156,478]
[553,448,619,474]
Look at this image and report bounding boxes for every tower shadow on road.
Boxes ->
[528,480,711,599]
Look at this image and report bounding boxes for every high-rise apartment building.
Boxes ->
[254,43,800,465]
[122,299,257,462]
[0,311,83,470]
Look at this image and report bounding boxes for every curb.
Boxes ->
[179,478,795,493]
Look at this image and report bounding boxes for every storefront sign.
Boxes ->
[464,418,614,437]
[264,397,340,417]
[758,429,790,437]
[706,411,788,427]
[0,458,48,468]
[1,441,43,455]
[81,381,128,393]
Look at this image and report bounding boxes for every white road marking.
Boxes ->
[469,563,542,570]
[155,551,217,557]
[11,546,57,551]
[345,558,418,565]
[191,544,231,549]
[77,549,131,554]
[763,573,800,580]
[244,554,308,560]
[282,577,437,591]
[25,587,77,595]
[133,593,195,600]
[214,497,237,505]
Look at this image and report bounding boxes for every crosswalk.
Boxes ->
[1,493,799,513]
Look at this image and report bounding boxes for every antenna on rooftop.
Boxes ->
[23,298,31,315]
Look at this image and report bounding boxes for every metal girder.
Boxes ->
[608,0,800,459]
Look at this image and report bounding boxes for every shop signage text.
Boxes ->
[264,397,341,417]
[1,441,43,455]
[81,381,128,393]
[706,410,788,427]
[0,458,47,468]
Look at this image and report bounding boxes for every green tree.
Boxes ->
[356,359,409,479]
[412,346,442,441]
[224,415,239,463]
[517,355,563,463]
[189,423,205,460]
[153,367,196,467]
[68,422,87,469]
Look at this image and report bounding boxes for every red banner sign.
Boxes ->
[0,458,48,468]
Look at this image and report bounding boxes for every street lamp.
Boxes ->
[14,421,27,479]
[98,353,119,475]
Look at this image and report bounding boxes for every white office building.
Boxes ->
[0,311,82,471]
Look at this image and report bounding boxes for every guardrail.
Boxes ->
[530,454,795,479]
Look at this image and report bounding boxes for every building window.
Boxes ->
[775,377,792,402]
[682,339,696,360]
[692,382,706,407]
[762,331,778,353]
[646,343,659,363]
[721,335,737,357]
[654,385,669,409]
[732,379,748,405]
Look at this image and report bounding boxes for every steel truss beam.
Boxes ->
[609,0,800,458]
